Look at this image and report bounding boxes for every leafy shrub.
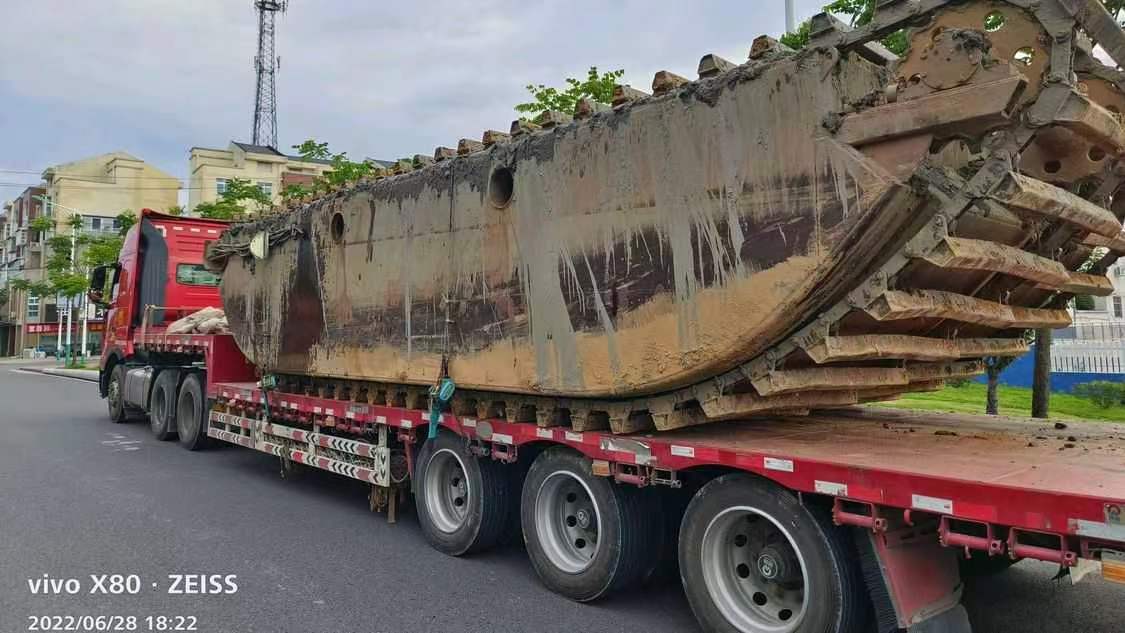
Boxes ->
[1072,381,1125,408]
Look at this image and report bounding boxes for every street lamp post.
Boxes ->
[34,195,87,364]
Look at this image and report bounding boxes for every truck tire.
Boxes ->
[107,364,128,423]
[415,431,510,556]
[521,448,657,602]
[176,373,209,451]
[149,370,180,441]
[678,474,868,633]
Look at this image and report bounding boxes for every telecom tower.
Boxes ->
[251,0,287,149]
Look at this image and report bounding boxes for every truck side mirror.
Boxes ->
[88,265,110,308]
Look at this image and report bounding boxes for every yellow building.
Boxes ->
[187,141,335,213]
[42,151,180,233]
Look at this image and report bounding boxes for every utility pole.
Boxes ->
[251,0,287,149]
[785,0,796,33]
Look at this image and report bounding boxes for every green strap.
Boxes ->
[428,378,456,439]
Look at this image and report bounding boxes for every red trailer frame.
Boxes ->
[124,327,1125,632]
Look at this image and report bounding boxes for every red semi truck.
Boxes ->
[89,209,1125,633]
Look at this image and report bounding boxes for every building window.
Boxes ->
[1115,296,1122,319]
[257,181,273,197]
[216,178,230,195]
[27,294,39,319]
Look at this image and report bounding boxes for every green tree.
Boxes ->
[195,177,271,219]
[165,205,184,217]
[291,140,377,194]
[515,66,624,117]
[115,210,137,235]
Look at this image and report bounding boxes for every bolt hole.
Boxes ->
[1090,146,1107,162]
[736,563,751,578]
[566,515,578,527]
[908,74,922,85]
[453,497,465,507]
[734,534,748,547]
[451,476,460,487]
[779,609,793,621]
[565,492,577,503]
[489,166,514,208]
[1044,160,1062,174]
[575,538,587,549]
[1012,47,1035,67]
[330,212,345,242]
[984,11,1005,32]
[752,591,768,606]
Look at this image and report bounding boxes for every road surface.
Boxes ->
[0,367,1120,633]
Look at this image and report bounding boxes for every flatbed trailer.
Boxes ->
[117,328,1125,633]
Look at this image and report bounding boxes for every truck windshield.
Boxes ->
[176,263,220,286]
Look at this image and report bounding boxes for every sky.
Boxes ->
[0,0,827,205]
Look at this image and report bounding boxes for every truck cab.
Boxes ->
[87,209,228,408]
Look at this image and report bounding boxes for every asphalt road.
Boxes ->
[0,368,1121,633]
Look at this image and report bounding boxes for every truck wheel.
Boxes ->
[149,370,180,441]
[678,474,867,633]
[415,431,510,556]
[521,448,657,602]
[176,373,210,451]
[107,364,128,423]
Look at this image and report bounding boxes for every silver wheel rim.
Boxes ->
[700,506,809,633]
[534,471,601,574]
[424,448,470,534]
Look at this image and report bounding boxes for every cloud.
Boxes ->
[0,0,827,198]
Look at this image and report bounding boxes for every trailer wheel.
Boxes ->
[415,431,510,556]
[521,448,656,602]
[176,373,209,451]
[149,370,180,441]
[678,474,867,633]
[107,364,128,423]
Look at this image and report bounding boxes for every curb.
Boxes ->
[19,366,99,382]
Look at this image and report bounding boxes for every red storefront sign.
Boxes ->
[26,321,105,334]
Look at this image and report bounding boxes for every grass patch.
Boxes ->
[875,382,1125,422]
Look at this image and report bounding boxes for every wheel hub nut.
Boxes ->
[576,509,591,529]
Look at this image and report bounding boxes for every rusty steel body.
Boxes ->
[208,0,1125,433]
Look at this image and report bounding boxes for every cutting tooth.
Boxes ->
[1053,91,1125,155]
[749,35,791,59]
[866,289,1072,329]
[533,110,572,129]
[612,84,649,108]
[905,361,985,383]
[1040,270,1115,296]
[457,138,485,155]
[857,381,944,403]
[481,130,510,147]
[574,97,610,119]
[993,172,1122,238]
[699,389,859,421]
[411,154,434,169]
[510,119,541,136]
[392,159,413,174]
[433,146,456,162]
[697,53,735,78]
[751,367,908,396]
[805,335,1029,363]
[651,70,689,95]
[921,237,1071,287]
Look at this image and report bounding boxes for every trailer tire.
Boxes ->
[107,364,129,423]
[678,474,867,633]
[176,373,209,451]
[521,448,657,602]
[149,370,180,441]
[415,431,510,556]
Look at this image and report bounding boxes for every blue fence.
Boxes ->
[972,344,1125,392]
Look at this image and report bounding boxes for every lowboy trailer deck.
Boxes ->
[116,328,1125,633]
